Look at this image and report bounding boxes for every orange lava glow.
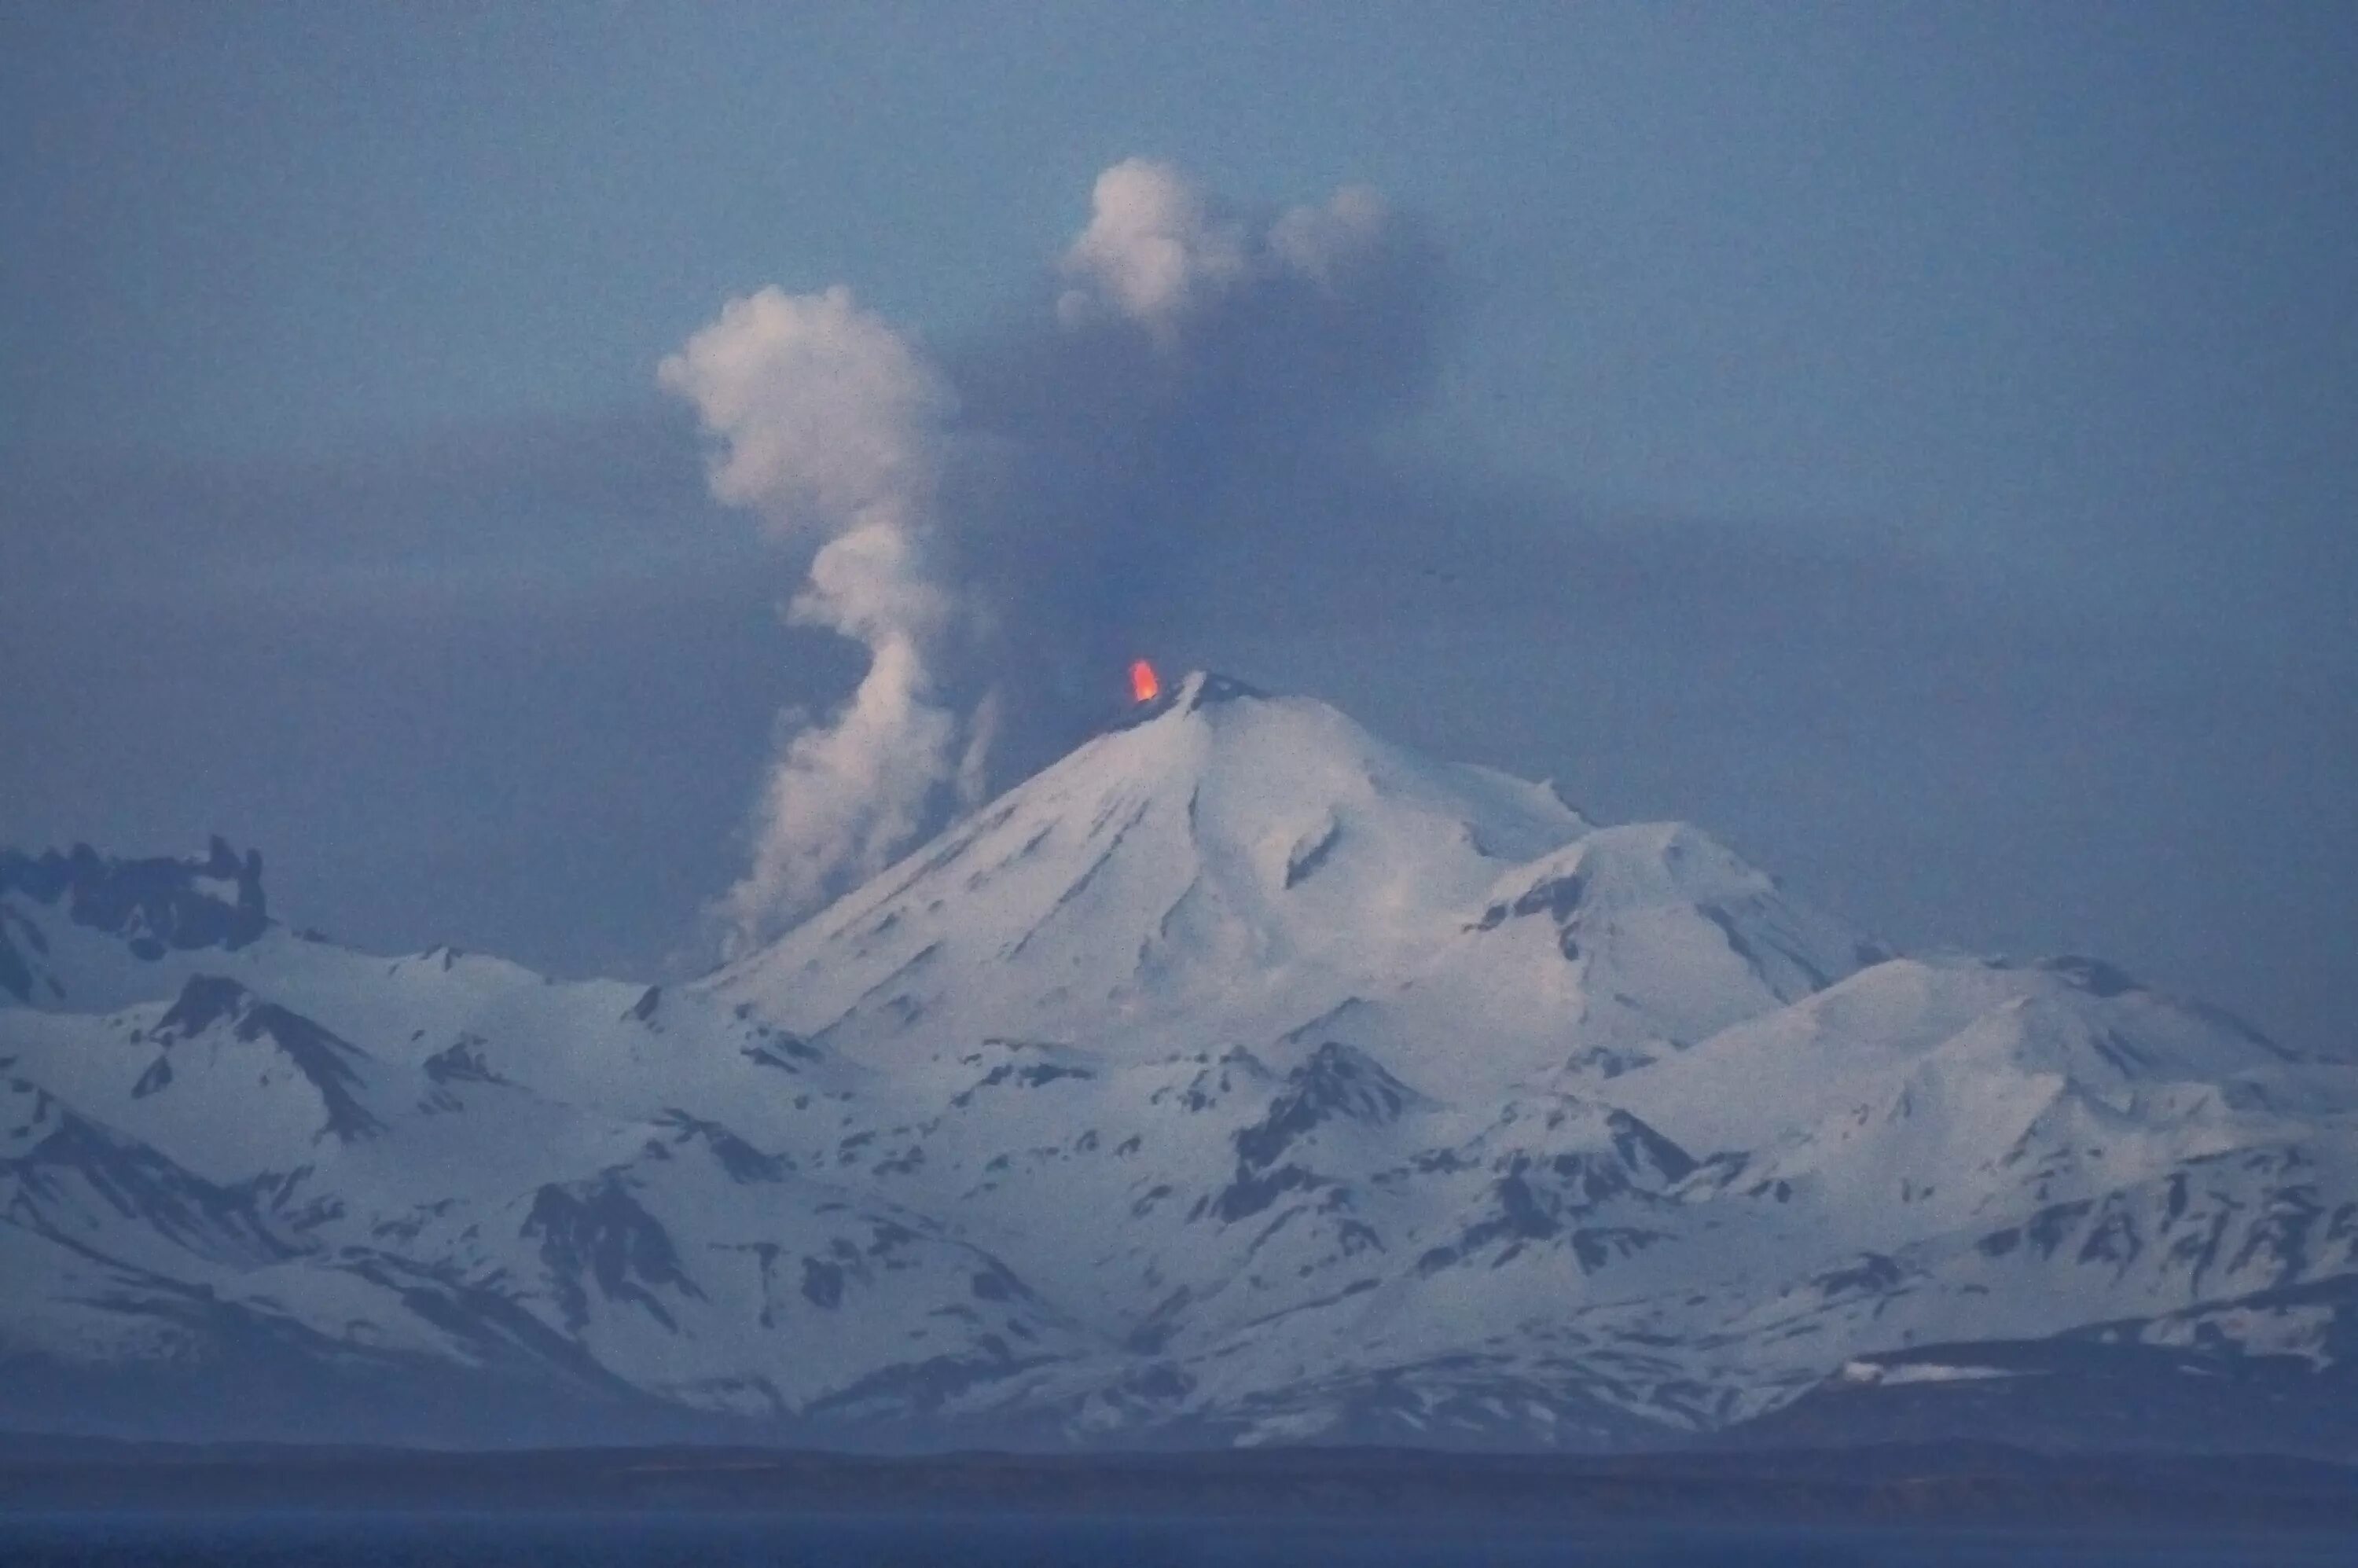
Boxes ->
[1129,659,1162,704]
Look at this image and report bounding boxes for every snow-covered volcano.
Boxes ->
[3,675,2354,1452]
[711,671,1874,1092]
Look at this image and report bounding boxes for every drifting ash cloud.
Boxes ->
[663,159,1444,951]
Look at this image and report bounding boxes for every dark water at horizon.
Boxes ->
[2,1514,2353,1567]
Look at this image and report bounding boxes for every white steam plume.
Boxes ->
[659,285,971,950]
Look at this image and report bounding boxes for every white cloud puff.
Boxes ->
[1056,159,1250,332]
[1057,160,1399,338]
[658,284,954,536]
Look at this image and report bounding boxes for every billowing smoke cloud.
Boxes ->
[657,285,972,949]
[955,158,1445,768]
[666,160,1445,948]
[1056,159,1399,336]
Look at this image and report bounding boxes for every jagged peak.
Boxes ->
[0,837,268,959]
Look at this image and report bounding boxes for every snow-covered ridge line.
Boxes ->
[2,672,2353,1452]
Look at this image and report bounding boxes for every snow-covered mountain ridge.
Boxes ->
[4,673,2353,1452]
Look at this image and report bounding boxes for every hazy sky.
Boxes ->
[4,4,2352,1052]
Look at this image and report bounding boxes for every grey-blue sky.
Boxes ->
[2,5,2352,1050]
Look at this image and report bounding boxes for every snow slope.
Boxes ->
[4,674,2353,1451]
